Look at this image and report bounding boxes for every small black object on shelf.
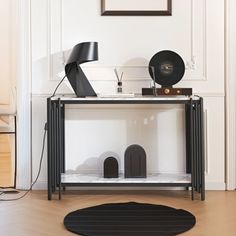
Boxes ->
[103,157,119,178]
[124,144,147,178]
[65,42,98,97]
[142,50,192,96]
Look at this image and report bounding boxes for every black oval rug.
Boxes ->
[64,202,196,236]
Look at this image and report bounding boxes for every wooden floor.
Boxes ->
[0,135,13,187]
[0,190,236,236]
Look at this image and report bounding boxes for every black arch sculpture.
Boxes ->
[103,157,119,178]
[124,144,147,178]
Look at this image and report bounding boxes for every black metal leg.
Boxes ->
[58,99,62,200]
[193,103,197,192]
[14,115,17,189]
[185,104,191,174]
[190,99,195,200]
[62,104,65,174]
[200,98,205,200]
[55,102,58,193]
[47,98,52,200]
[197,102,201,193]
[195,102,200,194]
[52,103,56,193]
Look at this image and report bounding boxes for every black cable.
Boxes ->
[0,126,47,201]
[51,75,67,98]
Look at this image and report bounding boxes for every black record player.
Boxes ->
[142,50,192,96]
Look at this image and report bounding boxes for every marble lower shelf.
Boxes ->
[61,173,191,185]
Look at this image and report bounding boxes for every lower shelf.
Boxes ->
[61,173,191,186]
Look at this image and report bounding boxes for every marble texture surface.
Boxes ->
[61,173,191,184]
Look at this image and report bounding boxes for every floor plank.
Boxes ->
[0,190,236,236]
[0,134,13,187]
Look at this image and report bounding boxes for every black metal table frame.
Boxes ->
[47,96,205,200]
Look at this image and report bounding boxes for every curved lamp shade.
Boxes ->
[65,42,98,97]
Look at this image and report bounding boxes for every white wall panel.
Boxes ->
[226,0,236,190]
[0,0,16,104]
[31,0,225,190]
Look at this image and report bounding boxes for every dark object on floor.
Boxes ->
[124,144,146,178]
[64,202,196,236]
[103,157,119,178]
[2,190,20,194]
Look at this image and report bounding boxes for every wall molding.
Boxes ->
[16,0,32,189]
[225,0,236,190]
[47,0,207,82]
[185,0,207,81]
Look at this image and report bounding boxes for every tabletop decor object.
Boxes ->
[103,156,119,178]
[65,42,98,97]
[124,144,147,178]
[142,50,192,96]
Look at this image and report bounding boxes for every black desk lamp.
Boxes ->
[65,42,98,97]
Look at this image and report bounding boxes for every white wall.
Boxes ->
[0,0,16,104]
[31,0,225,190]
[226,0,236,190]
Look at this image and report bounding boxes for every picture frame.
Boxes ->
[101,0,172,16]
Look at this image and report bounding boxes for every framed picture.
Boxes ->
[101,0,172,16]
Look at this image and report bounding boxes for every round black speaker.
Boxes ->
[149,50,185,87]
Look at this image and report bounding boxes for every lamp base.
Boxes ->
[67,65,97,97]
[142,87,192,96]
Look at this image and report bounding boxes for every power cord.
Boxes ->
[0,124,47,201]
[51,75,67,98]
[1,71,68,199]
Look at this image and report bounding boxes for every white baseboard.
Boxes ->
[205,182,226,190]
[32,180,47,190]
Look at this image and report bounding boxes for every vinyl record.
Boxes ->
[149,50,185,87]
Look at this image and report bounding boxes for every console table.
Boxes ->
[47,95,205,200]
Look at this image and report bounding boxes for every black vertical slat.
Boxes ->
[62,104,66,192]
[50,101,55,193]
[185,104,191,174]
[47,98,52,200]
[193,102,197,192]
[195,101,200,193]
[55,101,59,190]
[193,101,197,192]
[199,101,202,194]
[200,97,205,200]
[58,99,62,200]
[13,115,17,189]
[52,102,56,193]
[62,104,65,174]
[192,102,195,191]
[51,102,54,193]
[197,101,201,193]
[190,99,195,200]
